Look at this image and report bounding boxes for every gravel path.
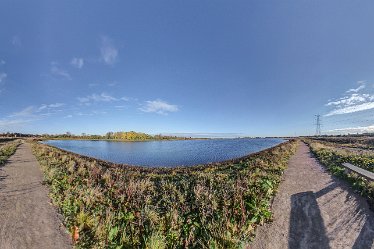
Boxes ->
[251,142,374,249]
[0,142,71,249]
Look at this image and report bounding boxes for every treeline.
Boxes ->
[0,132,37,138]
[105,131,153,140]
[43,131,191,141]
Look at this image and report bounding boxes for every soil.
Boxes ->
[251,142,374,249]
[0,142,71,249]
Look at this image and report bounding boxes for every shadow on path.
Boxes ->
[289,181,374,249]
[352,215,374,249]
[288,191,330,249]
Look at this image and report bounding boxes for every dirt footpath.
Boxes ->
[251,142,374,249]
[0,142,71,249]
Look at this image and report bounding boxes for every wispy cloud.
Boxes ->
[0,118,33,129]
[0,103,65,130]
[11,35,22,47]
[326,93,371,107]
[9,103,65,118]
[327,124,374,134]
[0,72,7,83]
[1,103,65,130]
[9,106,36,118]
[100,36,118,65]
[346,84,365,93]
[325,101,374,116]
[108,81,117,87]
[139,99,179,115]
[74,110,107,116]
[88,83,99,88]
[50,62,71,80]
[88,81,119,88]
[114,105,127,110]
[38,103,65,112]
[77,93,129,106]
[325,81,374,116]
[0,72,6,94]
[71,57,84,69]
[78,93,117,104]
[0,60,5,65]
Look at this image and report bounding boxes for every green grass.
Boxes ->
[32,140,297,248]
[0,140,21,165]
[304,139,374,209]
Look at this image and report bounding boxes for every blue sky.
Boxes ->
[1,1,374,137]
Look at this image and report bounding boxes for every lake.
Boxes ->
[43,138,285,167]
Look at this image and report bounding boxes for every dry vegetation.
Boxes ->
[304,138,374,209]
[312,136,374,150]
[31,140,297,248]
[0,139,21,165]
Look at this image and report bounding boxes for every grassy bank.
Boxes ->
[31,140,297,248]
[304,139,374,209]
[0,140,21,165]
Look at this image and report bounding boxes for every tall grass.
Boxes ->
[0,140,21,165]
[32,140,297,248]
[305,139,374,209]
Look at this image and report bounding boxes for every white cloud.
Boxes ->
[78,94,130,104]
[0,60,5,65]
[114,105,127,109]
[326,93,371,107]
[346,85,365,93]
[325,81,374,116]
[71,57,84,69]
[51,63,71,80]
[139,99,179,115]
[75,110,106,116]
[327,124,374,134]
[38,103,65,112]
[78,92,123,105]
[0,103,65,130]
[64,115,73,118]
[0,118,33,128]
[0,72,6,94]
[100,36,118,65]
[76,112,93,116]
[0,72,7,83]
[48,103,64,108]
[9,106,36,118]
[325,101,374,116]
[9,103,65,118]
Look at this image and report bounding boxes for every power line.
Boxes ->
[315,114,322,136]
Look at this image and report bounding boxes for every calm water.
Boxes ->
[43,138,285,167]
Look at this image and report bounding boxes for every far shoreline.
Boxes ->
[37,138,289,170]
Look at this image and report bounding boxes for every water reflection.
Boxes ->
[43,138,284,167]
